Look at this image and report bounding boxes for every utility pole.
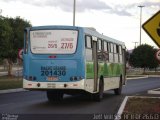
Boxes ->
[73,0,76,26]
[0,9,2,15]
[133,42,139,48]
[138,5,145,45]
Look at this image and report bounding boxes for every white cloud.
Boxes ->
[2,0,159,16]
[1,0,111,12]
[0,0,159,49]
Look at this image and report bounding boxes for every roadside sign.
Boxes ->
[18,49,23,59]
[155,49,160,63]
[142,10,160,48]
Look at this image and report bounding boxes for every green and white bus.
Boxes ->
[23,26,126,101]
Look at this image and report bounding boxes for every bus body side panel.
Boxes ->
[84,29,125,93]
[85,62,124,92]
[102,63,124,91]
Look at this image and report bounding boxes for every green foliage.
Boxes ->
[0,17,13,60]
[129,44,159,70]
[0,16,31,75]
[125,51,130,62]
[0,16,31,60]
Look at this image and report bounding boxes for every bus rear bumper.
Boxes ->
[23,79,85,90]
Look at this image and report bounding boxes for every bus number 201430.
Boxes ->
[41,70,66,76]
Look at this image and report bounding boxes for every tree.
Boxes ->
[0,16,31,76]
[151,49,160,71]
[125,50,130,62]
[129,44,159,73]
[0,17,13,76]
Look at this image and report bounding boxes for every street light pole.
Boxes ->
[73,0,76,26]
[138,5,145,46]
[0,9,2,15]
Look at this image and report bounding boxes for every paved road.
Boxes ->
[0,77,160,120]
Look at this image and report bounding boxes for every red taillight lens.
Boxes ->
[48,55,56,58]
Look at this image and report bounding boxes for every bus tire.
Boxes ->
[47,90,63,101]
[114,76,122,95]
[92,79,104,102]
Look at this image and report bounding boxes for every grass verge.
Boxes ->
[142,72,160,75]
[0,75,22,90]
[121,97,160,120]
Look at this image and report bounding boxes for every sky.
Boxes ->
[0,0,160,50]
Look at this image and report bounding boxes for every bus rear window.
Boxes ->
[30,30,78,54]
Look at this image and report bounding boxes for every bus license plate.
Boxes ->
[47,76,58,81]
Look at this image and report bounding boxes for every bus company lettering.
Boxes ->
[41,66,66,76]
[41,66,66,71]
[33,32,51,38]
[61,38,73,41]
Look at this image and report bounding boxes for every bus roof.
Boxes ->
[27,25,125,48]
[83,27,125,48]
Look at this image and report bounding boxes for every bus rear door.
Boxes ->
[92,36,98,92]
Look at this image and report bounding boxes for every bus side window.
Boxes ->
[85,35,92,61]
[116,45,120,62]
[24,30,28,54]
[98,39,102,51]
[119,46,122,54]
[110,43,113,53]
[109,43,114,62]
[114,44,120,63]
[116,45,119,54]
[98,39,103,61]
[119,46,123,63]
[114,44,116,53]
[107,42,110,52]
[104,41,107,52]
[85,36,92,48]
[103,41,109,61]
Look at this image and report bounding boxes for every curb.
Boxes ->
[148,88,160,94]
[126,75,160,80]
[126,76,148,80]
[0,88,28,94]
[148,75,160,77]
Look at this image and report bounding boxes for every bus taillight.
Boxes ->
[48,55,57,58]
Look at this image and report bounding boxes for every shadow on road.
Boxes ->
[24,91,125,114]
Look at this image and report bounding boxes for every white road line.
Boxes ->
[115,96,129,120]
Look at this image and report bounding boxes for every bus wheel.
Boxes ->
[92,80,104,102]
[47,90,63,101]
[114,76,122,95]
